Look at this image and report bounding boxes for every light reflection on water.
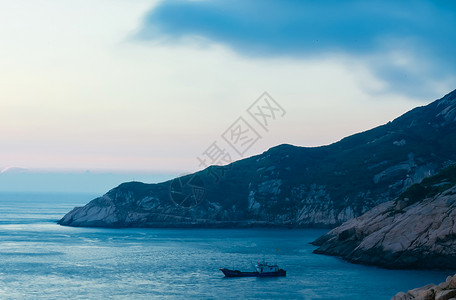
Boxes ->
[0,193,452,299]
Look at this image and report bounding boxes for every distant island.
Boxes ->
[59,89,456,232]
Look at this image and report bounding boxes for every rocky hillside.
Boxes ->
[59,89,456,228]
[312,164,456,269]
[392,274,456,300]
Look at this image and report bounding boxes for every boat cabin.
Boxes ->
[255,261,279,273]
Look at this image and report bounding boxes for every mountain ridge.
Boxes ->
[59,89,456,228]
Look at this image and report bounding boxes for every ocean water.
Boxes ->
[0,193,452,299]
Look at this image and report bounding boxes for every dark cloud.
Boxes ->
[137,0,456,98]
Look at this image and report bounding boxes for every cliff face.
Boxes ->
[312,164,456,269]
[59,89,456,228]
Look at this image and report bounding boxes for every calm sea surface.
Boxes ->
[0,193,451,299]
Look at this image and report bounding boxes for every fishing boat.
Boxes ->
[219,260,286,277]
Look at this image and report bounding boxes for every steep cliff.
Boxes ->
[312,164,456,269]
[59,89,456,228]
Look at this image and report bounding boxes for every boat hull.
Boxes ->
[219,268,286,277]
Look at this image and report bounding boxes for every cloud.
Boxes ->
[137,0,456,98]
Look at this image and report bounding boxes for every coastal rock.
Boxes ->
[59,89,456,228]
[392,274,456,300]
[312,164,456,269]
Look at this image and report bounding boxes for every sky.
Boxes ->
[0,0,455,192]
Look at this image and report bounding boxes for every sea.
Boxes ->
[0,193,451,299]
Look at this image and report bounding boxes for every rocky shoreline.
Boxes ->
[312,164,456,269]
[392,274,456,300]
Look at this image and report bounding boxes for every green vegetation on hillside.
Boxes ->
[399,163,456,205]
